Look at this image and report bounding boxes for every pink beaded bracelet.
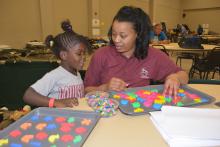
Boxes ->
[49,98,55,108]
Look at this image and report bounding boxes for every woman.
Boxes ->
[84,6,188,97]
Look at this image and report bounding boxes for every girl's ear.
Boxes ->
[59,50,67,60]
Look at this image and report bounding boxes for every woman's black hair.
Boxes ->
[45,20,90,59]
[108,6,152,59]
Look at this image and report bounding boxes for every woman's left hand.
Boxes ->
[162,74,180,98]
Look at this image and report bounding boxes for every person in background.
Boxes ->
[150,23,170,44]
[197,24,203,35]
[161,22,167,35]
[84,6,188,97]
[23,21,90,108]
[182,24,191,34]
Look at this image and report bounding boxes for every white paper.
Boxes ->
[150,106,220,147]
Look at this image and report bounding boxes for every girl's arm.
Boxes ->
[23,87,78,108]
[23,87,49,107]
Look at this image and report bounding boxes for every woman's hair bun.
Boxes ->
[61,19,73,32]
[45,35,54,48]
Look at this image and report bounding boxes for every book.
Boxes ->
[150,106,220,147]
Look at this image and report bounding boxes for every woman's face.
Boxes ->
[62,43,86,73]
[111,20,137,58]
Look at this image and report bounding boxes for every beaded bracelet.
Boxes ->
[49,98,55,108]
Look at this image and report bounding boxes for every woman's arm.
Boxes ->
[85,84,108,93]
[85,77,127,93]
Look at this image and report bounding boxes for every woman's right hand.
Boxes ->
[54,98,79,108]
[85,77,127,93]
[106,77,127,91]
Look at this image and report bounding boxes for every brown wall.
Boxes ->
[0,0,88,48]
[0,0,42,48]
[152,0,181,29]
[1,0,220,48]
[99,0,150,37]
[182,0,220,33]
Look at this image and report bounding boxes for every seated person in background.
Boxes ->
[197,24,203,35]
[150,23,170,44]
[182,24,191,34]
[161,22,167,35]
[84,6,189,98]
[23,21,90,108]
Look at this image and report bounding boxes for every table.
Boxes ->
[158,43,219,52]
[201,35,220,41]
[72,84,220,147]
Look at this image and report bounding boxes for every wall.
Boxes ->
[0,0,150,48]
[0,0,88,48]
[0,0,42,48]
[40,0,88,40]
[152,0,182,29]
[181,0,220,33]
[52,0,88,36]
[99,0,150,37]
[1,0,219,48]
[182,0,220,9]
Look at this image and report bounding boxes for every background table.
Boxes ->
[72,84,220,147]
[160,43,218,52]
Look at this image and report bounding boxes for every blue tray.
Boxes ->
[110,85,215,115]
[0,107,100,147]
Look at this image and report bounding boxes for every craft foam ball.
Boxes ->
[23,105,31,112]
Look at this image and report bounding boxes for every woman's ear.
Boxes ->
[59,50,67,60]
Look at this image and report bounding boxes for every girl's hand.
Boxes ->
[54,98,79,108]
[162,74,180,98]
[107,77,127,91]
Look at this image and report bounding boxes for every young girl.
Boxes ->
[23,21,90,108]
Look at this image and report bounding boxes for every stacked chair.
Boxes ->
[189,47,220,79]
[152,45,169,56]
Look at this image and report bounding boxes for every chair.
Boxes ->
[189,47,220,79]
[176,52,201,67]
[152,45,169,56]
[176,36,204,67]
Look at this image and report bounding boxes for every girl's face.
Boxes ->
[61,43,86,74]
[111,20,137,58]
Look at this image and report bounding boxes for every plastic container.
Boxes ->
[85,91,119,117]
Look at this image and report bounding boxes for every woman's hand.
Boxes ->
[107,77,127,91]
[163,71,188,98]
[162,74,180,98]
[85,77,127,92]
[54,98,79,108]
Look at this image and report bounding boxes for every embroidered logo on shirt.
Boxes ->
[140,68,149,79]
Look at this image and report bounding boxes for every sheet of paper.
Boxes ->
[150,106,220,147]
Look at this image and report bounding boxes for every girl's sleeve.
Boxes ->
[31,72,55,96]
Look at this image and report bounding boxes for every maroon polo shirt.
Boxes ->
[84,45,182,88]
